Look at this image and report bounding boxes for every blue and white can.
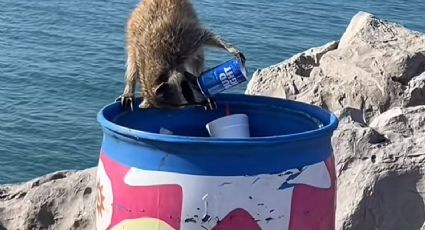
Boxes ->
[197,57,248,97]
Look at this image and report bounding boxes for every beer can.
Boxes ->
[197,57,248,97]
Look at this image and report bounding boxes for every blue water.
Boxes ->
[1,0,424,184]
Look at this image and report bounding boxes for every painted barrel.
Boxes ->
[95,94,339,230]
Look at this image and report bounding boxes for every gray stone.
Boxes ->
[247,11,425,124]
[0,168,96,230]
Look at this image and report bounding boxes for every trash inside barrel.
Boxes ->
[95,93,339,230]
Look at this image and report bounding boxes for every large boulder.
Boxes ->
[334,106,425,230]
[0,168,96,230]
[247,11,425,124]
[246,11,425,230]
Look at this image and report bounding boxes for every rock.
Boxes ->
[247,11,425,124]
[333,106,425,230]
[246,41,339,101]
[246,11,425,230]
[405,72,425,107]
[0,168,96,230]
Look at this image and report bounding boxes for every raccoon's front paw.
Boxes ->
[235,51,246,64]
[203,97,217,111]
[119,94,135,111]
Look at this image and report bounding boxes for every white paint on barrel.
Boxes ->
[96,159,114,230]
[124,161,331,230]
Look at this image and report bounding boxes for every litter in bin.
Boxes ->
[206,114,250,138]
[159,127,174,135]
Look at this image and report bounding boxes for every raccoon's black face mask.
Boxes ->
[153,71,209,110]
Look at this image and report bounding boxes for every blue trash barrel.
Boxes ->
[95,94,338,230]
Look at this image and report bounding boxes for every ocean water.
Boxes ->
[1,0,424,184]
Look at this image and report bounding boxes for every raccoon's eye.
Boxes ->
[183,71,198,83]
[154,82,171,98]
[181,79,195,103]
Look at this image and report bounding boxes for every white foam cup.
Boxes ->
[206,114,250,138]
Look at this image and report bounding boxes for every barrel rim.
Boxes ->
[97,94,339,145]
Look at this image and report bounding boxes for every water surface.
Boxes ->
[1,0,424,183]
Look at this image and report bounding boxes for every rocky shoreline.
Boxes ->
[1,11,424,230]
[247,11,425,230]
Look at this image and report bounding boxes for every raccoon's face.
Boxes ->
[152,71,206,109]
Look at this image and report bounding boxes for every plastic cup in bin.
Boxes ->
[206,113,250,138]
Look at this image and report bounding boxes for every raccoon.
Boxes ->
[121,0,245,110]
